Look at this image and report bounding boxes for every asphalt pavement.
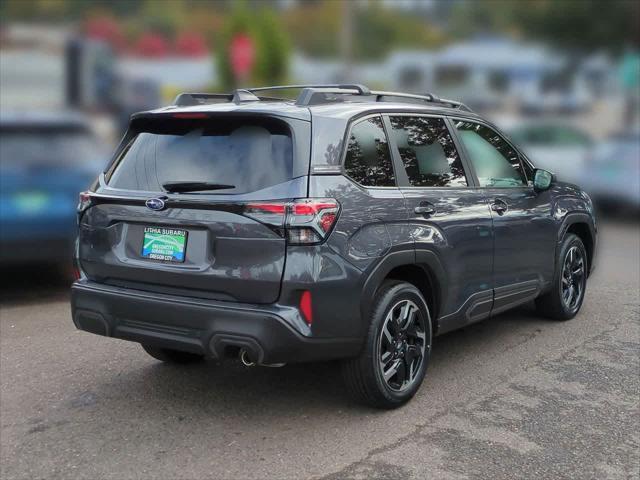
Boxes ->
[1,221,638,480]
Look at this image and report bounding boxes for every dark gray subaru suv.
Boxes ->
[71,85,597,408]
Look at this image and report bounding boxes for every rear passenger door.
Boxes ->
[337,115,413,268]
[384,114,494,331]
[452,119,556,315]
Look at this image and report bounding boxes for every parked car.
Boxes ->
[581,128,640,214]
[506,121,593,184]
[519,75,591,115]
[0,111,105,266]
[71,85,597,408]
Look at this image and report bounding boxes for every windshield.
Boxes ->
[107,118,293,194]
[0,129,99,170]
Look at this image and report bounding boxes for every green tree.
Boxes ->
[450,0,639,55]
[0,0,144,21]
[283,1,445,61]
[138,0,186,38]
[354,5,445,60]
[254,9,290,87]
[511,0,639,54]
[216,5,290,90]
[283,1,342,59]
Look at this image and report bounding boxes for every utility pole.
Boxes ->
[340,0,353,82]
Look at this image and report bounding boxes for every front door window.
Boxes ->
[454,121,527,187]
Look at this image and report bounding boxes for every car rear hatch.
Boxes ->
[78,112,311,304]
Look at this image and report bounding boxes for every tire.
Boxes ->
[141,345,204,364]
[535,233,588,321]
[342,280,433,409]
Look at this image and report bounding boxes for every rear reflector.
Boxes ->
[300,290,313,325]
[72,250,83,281]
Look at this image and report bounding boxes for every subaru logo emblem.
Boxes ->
[145,197,166,211]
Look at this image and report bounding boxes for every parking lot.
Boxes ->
[1,221,638,480]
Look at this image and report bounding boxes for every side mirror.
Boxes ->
[533,168,553,192]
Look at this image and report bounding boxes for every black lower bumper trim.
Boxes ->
[71,281,361,364]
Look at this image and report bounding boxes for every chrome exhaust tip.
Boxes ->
[240,349,256,367]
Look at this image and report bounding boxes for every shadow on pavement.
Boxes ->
[0,264,72,307]
[80,304,545,418]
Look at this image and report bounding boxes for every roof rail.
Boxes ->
[172,84,472,111]
[173,89,263,107]
[287,86,472,111]
[174,92,232,106]
[371,90,472,112]
[173,85,371,107]
[248,84,371,95]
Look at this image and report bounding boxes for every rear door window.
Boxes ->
[388,116,468,187]
[343,116,396,187]
[107,117,293,194]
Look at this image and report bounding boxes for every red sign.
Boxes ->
[230,34,255,80]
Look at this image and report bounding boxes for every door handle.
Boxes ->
[414,202,436,216]
[491,198,509,215]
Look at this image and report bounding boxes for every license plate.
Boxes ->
[13,191,49,214]
[141,227,187,262]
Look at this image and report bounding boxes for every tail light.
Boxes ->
[287,199,339,245]
[244,198,340,245]
[78,191,93,213]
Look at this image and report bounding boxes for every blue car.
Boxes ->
[581,128,640,214]
[0,111,105,265]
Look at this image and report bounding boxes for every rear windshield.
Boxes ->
[107,117,293,194]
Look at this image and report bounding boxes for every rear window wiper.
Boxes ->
[162,181,236,193]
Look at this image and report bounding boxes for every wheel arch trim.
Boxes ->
[360,249,447,333]
[557,212,597,275]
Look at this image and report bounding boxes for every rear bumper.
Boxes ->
[71,280,361,364]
